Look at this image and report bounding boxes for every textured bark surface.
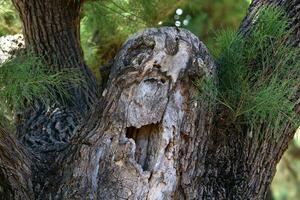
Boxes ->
[202,0,300,199]
[0,125,34,199]
[11,0,97,108]
[43,27,216,199]
[10,0,97,149]
[8,1,98,197]
[0,0,299,199]
[10,0,97,151]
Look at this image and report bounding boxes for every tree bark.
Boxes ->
[8,0,98,197]
[12,0,97,109]
[46,27,217,199]
[0,0,298,199]
[11,0,97,150]
[200,0,299,199]
[0,125,34,199]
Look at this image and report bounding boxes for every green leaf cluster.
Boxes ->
[0,51,84,122]
[206,5,299,137]
[80,0,186,76]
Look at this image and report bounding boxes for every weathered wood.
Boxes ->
[0,0,298,199]
[44,27,216,199]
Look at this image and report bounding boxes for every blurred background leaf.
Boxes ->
[0,0,21,36]
[80,0,249,77]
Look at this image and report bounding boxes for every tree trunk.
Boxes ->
[0,125,34,199]
[11,0,97,149]
[43,27,217,199]
[200,0,300,199]
[12,0,97,109]
[10,0,96,135]
[0,0,299,199]
[9,0,98,197]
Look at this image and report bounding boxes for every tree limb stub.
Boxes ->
[53,27,216,199]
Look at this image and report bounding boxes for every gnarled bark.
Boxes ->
[43,27,216,199]
[8,0,98,197]
[0,0,299,199]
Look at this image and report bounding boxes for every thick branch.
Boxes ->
[12,0,97,110]
[6,1,98,195]
[0,1,297,199]
[0,125,34,199]
[202,0,300,199]
[39,27,216,199]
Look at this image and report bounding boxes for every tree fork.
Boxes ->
[43,27,217,199]
[0,0,298,199]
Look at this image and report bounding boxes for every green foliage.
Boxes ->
[212,5,300,137]
[195,75,218,110]
[0,51,84,120]
[80,0,184,76]
[0,0,250,78]
[0,0,21,36]
[79,0,249,77]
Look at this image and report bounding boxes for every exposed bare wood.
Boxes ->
[0,0,298,199]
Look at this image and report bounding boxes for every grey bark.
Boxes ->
[37,27,216,199]
[0,0,299,199]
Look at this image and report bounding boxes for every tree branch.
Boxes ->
[0,125,34,199]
